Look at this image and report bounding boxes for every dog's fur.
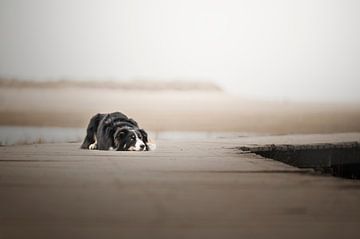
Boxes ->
[81,112,154,151]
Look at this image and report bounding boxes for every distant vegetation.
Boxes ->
[0,78,222,92]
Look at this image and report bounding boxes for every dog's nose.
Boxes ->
[140,144,145,150]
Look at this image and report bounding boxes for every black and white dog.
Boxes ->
[81,112,155,151]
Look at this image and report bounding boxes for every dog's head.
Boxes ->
[113,127,149,151]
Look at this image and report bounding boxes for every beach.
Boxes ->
[2,0,360,237]
[1,87,360,133]
[1,85,360,238]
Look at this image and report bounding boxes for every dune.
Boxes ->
[0,78,222,91]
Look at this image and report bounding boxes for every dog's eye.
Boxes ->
[131,135,135,140]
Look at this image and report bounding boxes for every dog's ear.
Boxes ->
[128,118,139,127]
[114,127,128,140]
[113,127,130,151]
[139,129,148,143]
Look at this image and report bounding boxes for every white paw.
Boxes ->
[89,143,97,150]
[147,143,156,151]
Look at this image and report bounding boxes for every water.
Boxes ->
[0,126,255,145]
[0,126,85,145]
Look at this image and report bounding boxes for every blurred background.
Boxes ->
[1,0,360,144]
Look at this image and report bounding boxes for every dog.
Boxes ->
[81,112,155,151]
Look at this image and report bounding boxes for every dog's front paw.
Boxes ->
[147,143,156,151]
[147,141,156,151]
[89,143,98,150]
[146,138,156,151]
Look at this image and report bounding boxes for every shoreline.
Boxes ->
[1,125,359,146]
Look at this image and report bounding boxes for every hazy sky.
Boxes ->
[1,0,360,102]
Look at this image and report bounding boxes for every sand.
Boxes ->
[1,88,360,133]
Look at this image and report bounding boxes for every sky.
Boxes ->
[0,0,360,102]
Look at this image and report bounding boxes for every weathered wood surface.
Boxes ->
[1,134,360,239]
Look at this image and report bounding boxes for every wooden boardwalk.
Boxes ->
[1,133,360,239]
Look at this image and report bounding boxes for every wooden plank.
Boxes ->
[1,135,360,239]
